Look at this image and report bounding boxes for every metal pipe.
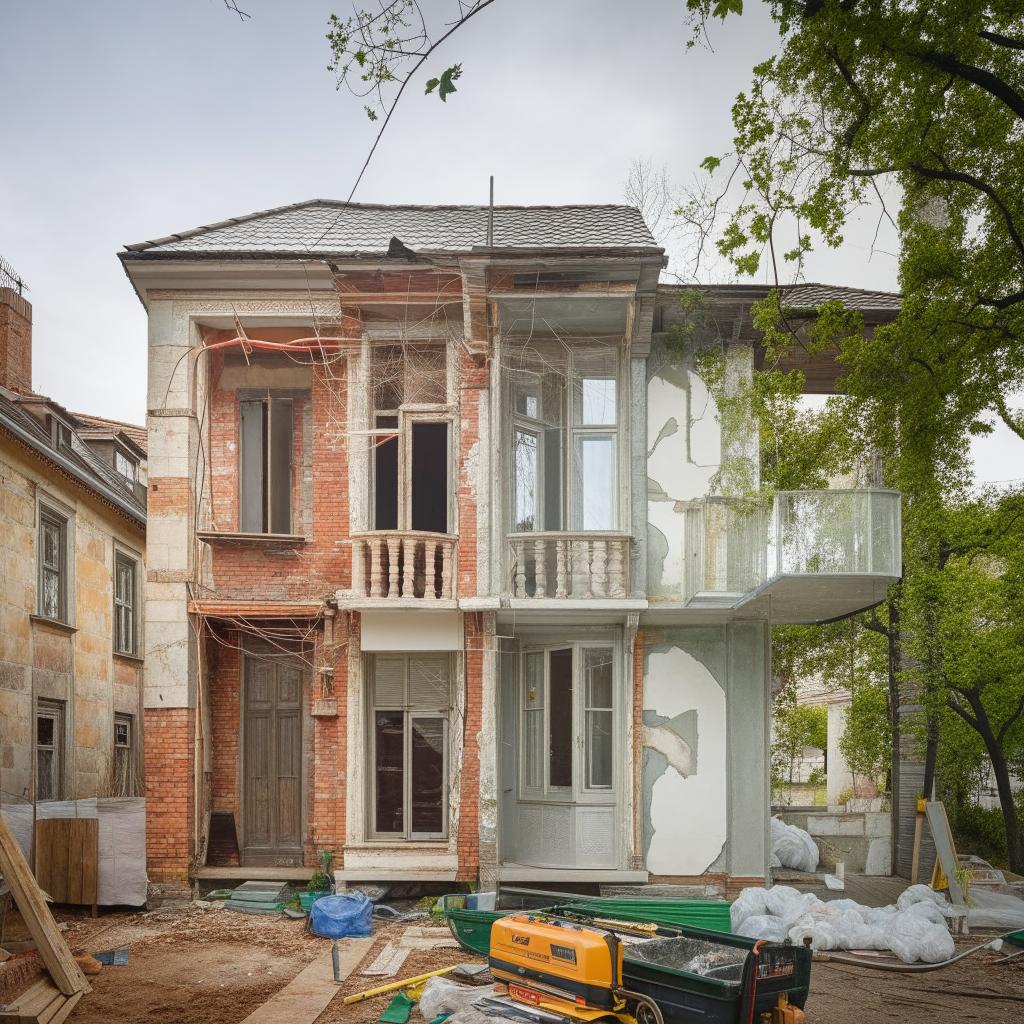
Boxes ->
[812,935,1006,973]
[487,176,494,247]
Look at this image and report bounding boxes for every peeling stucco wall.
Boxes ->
[642,643,727,875]
[646,352,722,598]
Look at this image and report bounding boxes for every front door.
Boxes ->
[507,642,619,869]
[242,651,304,866]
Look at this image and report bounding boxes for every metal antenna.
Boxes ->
[487,175,494,247]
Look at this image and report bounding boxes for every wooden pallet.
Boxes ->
[0,978,82,1024]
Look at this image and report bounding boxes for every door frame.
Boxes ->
[237,640,309,867]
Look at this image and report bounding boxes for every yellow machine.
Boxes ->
[489,914,663,1024]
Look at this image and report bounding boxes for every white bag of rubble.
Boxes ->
[896,883,948,913]
[730,887,771,929]
[965,889,1024,930]
[770,817,820,873]
[902,900,948,927]
[764,885,819,926]
[788,913,839,951]
[884,912,955,964]
[735,914,789,942]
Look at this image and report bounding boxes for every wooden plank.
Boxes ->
[237,938,373,1024]
[926,800,965,904]
[33,819,98,912]
[0,815,89,997]
[39,992,82,1024]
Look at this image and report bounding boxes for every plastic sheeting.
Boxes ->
[770,817,819,873]
[0,797,147,906]
[965,889,1024,930]
[732,884,956,963]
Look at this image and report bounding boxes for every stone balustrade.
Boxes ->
[508,532,630,599]
[351,531,456,600]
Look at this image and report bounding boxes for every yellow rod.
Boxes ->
[341,965,457,1005]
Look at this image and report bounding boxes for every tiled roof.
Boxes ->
[780,283,902,311]
[71,412,148,456]
[122,200,660,256]
[0,390,146,525]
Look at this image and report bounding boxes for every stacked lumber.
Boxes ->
[0,816,90,1023]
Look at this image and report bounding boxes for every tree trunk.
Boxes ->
[886,594,902,870]
[968,698,1024,874]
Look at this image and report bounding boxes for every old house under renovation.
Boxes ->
[121,202,901,894]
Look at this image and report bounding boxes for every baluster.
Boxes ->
[592,539,608,597]
[387,536,401,597]
[441,540,454,599]
[352,539,366,596]
[534,538,547,597]
[513,539,526,598]
[608,538,626,598]
[555,538,568,598]
[572,539,592,598]
[369,538,384,598]
[425,540,437,599]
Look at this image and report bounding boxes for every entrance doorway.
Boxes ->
[504,641,620,869]
[241,649,304,866]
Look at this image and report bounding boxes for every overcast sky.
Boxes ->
[2,0,1019,481]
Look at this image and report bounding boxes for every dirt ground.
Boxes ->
[1,905,1023,1023]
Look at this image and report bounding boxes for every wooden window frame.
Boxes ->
[239,392,295,536]
[37,504,69,624]
[113,550,138,656]
[35,698,66,803]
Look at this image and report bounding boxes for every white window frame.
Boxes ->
[507,344,622,534]
[114,447,138,484]
[113,549,139,656]
[367,653,453,841]
[517,641,618,804]
[35,698,66,802]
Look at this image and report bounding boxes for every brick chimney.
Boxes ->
[0,285,32,392]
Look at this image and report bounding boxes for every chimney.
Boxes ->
[0,284,32,392]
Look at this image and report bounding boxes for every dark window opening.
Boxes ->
[548,648,574,788]
[411,422,448,533]
[240,396,293,534]
[36,700,65,802]
[374,415,399,530]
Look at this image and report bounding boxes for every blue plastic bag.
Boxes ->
[310,891,373,938]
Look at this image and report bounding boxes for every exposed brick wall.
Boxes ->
[209,631,240,821]
[144,706,194,882]
[0,287,32,392]
[456,613,484,880]
[456,351,488,598]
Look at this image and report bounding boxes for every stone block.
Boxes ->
[864,837,891,875]
[864,811,891,839]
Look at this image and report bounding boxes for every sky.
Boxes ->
[2,0,1019,481]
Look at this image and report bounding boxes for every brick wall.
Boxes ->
[456,613,484,880]
[0,287,31,392]
[144,706,194,882]
[456,350,487,598]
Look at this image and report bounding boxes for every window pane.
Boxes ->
[548,648,573,788]
[269,398,293,535]
[42,521,60,568]
[374,711,405,834]
[374,415,399,531]
[514,382,540,419]
[42,569,60,620]
[586,710,613,789]
[523,652,544,790]
[513,429,538,532]
[37,749,55,801]
[410,718,445,833]
[37,715,54,747]
[576,377,617,425]
[574,434,614,530]
[585,648,614,708]
[239,400,266,533]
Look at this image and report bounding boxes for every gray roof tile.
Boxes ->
[123,200,659,256]
[780,283,902,311]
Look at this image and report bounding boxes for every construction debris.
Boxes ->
[361,944,412,978]
[224,881,289,916]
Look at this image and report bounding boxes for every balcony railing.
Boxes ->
[682,489,901,601]
[351,531,456,601]
[508,532,630,599]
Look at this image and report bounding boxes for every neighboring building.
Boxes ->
[0,276,147,808]
[121,201,901,894]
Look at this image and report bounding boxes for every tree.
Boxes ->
[772,684,828,793]
[840,678,891,792]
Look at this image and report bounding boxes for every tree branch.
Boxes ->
[901,47,1024,121]
[979,30,1024,51]
[994,392,1024,441]
[997,690,1024,744]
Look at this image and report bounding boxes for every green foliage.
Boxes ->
[840,679,891,787]
[425,64,461,101]
[772,683,828,789]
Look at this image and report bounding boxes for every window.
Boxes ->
[368,654,451,839]
[114,552,138,655]
[239,394,293,534]
[370,344,450,533]
[519,643,616,798]
[36,700,66,802]
[112,713,140,796]
[114,449,137,484]
[508,342,619,533]
[50,417,72,449]
[38,506,68,622]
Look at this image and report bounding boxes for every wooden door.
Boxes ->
[242,653,304,865]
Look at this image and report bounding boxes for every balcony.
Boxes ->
[508,532,631,600]
[679,489,901,623]
[351,531,457,602]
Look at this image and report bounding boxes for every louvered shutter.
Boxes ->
[372,656,406,707]
[408,655,450,710]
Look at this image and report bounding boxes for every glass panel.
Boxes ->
[374,415,399,531]
[514,382,540,419]
[585,648,614,708]
[586,710,613,789]
[115,719,130,747]
[513,428,538,532]
[42,521,60,568]
[576,377,617,425]
[574,434,614,530]
[374,711,405,834]
[523,652,544,790]
[548,648,573,788]
[37,749,55,802]
[42,569,60,620]
[410,718,445,833]
[37,715,54,747]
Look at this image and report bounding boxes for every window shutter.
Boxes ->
[372,657,406,707]
[408,655,450,709]
[240,400,265,532]
[269,398,293,534]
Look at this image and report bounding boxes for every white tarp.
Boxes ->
[1,797,147,906]
[770,816,820,873]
